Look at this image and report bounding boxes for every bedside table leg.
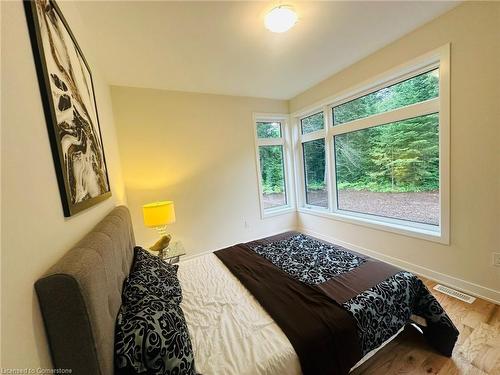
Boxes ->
[169,256,180,264]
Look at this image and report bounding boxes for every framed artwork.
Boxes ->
[24,0,111,217]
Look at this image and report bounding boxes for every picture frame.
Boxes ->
[24,0,111,217]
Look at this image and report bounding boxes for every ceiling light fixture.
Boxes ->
[264,5,297,33]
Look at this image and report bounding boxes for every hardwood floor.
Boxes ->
[351,277,500,375]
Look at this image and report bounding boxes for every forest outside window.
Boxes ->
[334,112,439,226]
[332,69,439,125]
[254,117,293,217]
[259,144,286,209]
[300,112,328,208]
[295,46,450,242]
[332,67,440,228]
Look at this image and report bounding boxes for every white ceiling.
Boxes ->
[75,1,458,99]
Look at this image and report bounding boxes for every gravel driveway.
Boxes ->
[265,189,439,226]
[337,189,439,226]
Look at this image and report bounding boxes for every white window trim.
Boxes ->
[296,110,331,211]
[292,44,450,244]
[253,113,296,219]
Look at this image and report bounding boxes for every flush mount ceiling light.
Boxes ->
[264,5,298,33]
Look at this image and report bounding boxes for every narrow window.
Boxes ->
[259,145,287,209]
[254,116,292,216]
[300,112,328,208]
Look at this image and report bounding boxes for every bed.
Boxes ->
[35,206,458,375]
[177,252,403,375]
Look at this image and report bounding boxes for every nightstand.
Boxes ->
[160,241,186,264]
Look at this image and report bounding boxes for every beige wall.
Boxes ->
[1,0,499,369]
[111,87,296,254]
[1,0,126,368]
[290,2,500,300]
[111,86,295,255]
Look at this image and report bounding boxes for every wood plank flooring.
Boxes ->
[351,277,500,375]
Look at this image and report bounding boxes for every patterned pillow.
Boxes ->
[115,294,197,375]
[123,247,182,305]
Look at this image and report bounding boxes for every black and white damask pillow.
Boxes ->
[115,294,197,375]
[123,247,182,305]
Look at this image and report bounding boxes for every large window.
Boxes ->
[334,113,439,225]
[254,116,293,217]
[294,46,450,242]
[332,68,440,227]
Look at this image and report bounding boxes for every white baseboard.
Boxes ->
[298,227,500,305]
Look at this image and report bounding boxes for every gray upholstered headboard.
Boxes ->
[35,206,135,375]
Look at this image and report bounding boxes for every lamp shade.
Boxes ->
[143,201,176,228]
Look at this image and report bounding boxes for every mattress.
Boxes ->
[177,253,399,374]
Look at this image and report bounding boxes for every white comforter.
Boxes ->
[177,253,301,375]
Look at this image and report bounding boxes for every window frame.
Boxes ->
[253,113,295,218]
[297,109,331,211]
[292,45,450,244]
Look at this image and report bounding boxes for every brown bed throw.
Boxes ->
[216,243,362,375]
[215,231,459,375]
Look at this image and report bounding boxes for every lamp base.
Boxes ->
[158,247,167,260]
[150,234,171,258]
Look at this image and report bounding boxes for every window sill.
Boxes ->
[297,206,449,245]
[262,206,295,219]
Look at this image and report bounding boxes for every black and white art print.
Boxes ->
[25,0,111,217]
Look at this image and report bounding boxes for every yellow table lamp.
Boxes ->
[143,201,176,257]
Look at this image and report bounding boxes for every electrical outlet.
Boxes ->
[493,253,500,267]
